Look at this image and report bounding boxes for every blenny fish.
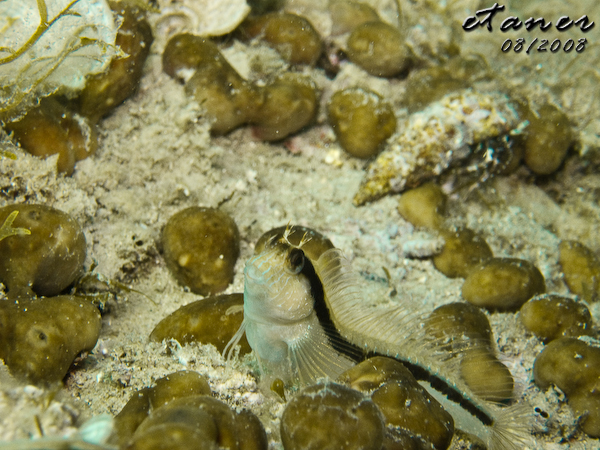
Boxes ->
[226,225,533,450]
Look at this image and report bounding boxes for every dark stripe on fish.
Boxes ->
[301,250,494,427]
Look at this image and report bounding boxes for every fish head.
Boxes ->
[243,237,314,325]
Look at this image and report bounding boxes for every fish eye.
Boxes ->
[287,248,305,274]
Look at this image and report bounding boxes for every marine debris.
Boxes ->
[353,89,522,205]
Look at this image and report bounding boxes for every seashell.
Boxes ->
[353,89,522,205]
[152,0,250,52]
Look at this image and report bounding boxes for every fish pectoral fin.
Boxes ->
[287,324,355,385]
[224,319,247,361]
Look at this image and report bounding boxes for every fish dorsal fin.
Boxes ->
[287,314,356,385]
[314,248,471,396]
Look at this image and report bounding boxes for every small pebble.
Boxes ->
[0,204,87,299]
[346,21,410,77]
[161,207,240,296]
[534,337,600,437]
[339,357,454,450]
[239,12,323,65]
[433,228,493,279]
[281,382,384,450]
[149,293,251,355]
[558,240,600,303]
[523,103,572,175]
[520,294,594,342]
[327,87,396,159]
[461,257,545,311]
[0,295,101,384]
[397,183,447,230]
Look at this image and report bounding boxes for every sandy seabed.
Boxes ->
[2,0,600,449]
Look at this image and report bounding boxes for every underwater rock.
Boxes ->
[403,66,470,113]
[239,12,323,65]
[396,183,447,231]
[339,357,454,450]
[255,225,334,261]
[161,207,240,296]
[0,295,101,384]
[523,103,572,175]
[520,295,594,342]
[149,293,251,355]
[354,90,521,205]
[461,257,545,311]
[280,382,384,450]
[534,337,600,437]
[112,372,214,446]
[346,21,410,78]
[329,0,380,35]
[432,228,493,279]
[558,240,600,303]
[4,97,98,175]
[0,204,87,299]
[76,1,153,122]
[402,56,494,113]
[327,87,396,159]
[425,303,514,402]
[252,73,318,141]
[425,302,493,346]
[163,34,317,139]
[183,45,263,136]
[127,395,267,450]
[148,370,212,409]
[111,388,153,447]
[162,34,223,81]
[235,409,270,450]
[163,34,263,135]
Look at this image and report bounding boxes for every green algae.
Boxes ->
[0,211,31,242]
[0,0,119,121]
[0,149,17,160]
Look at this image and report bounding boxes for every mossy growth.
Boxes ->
[327,87,396,159]
[0,204,87,299]
[0,295,102,384]
[425,303,514,402]
[346,21,410,77]
[534,337,600,437]
[461,257,546,311]
[113,385,268,450]
[238,12,323,66]
[149,293,251,355]
[522,103,573,175]
[520,294,594,342]
[161,207,240,296]
[433,228,493,279]
[281,382,384,450]
[4,96,98,175]
[558,240,600,302]
[397,183,447,230]
[329,0,380,35]
[339,357,454,450]
[75,1,154,122]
